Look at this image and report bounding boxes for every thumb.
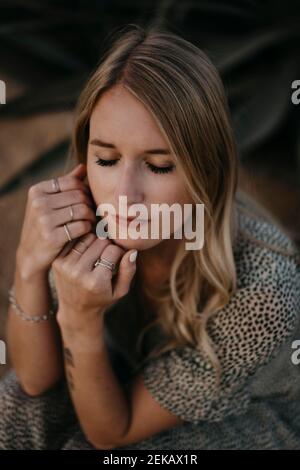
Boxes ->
[69,163,87,180]
[113,249,138,299]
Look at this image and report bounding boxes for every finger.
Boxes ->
[112,250,138,299]
[79,239,123,273]
[56,220,93,246]
[69,163,87,180]
[37,165,89,195]
[57,240,76,258]
[58,232,97,260]
[45,190,94,210]
[40,178,91,196]
[47,203,96,228]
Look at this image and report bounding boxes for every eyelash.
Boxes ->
[95,157,175,174]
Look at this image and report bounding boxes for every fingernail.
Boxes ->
[129,250,138,263]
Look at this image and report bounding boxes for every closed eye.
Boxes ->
[95,157,175,175]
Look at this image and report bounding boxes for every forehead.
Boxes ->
[89,85,168,147]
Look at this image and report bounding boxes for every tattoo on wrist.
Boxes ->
[66,369,75,391]
[64,346,75,367]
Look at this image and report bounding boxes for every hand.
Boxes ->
[51,233,138,333]
[17,163,96,280]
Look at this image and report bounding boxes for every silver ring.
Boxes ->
[71,238,87,255]
[94,257,117,273]
[64,223,72,242]
[71,248,82,255]
[69,205,74,221]
[52,177,61,193]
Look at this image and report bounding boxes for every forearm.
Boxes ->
[6,252,64,395]
[59,315,130,449]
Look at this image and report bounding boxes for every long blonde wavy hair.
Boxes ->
[69,24,239,386]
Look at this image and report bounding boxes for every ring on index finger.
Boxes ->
[69,205,74,221]
[52,177,61,193]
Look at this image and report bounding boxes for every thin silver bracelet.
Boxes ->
[8,285,56,323]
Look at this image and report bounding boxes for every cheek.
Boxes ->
[154,181,192,233]
[143,182,190,234]
[154,179,189,206]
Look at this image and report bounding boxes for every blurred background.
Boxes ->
[0,0,300,377]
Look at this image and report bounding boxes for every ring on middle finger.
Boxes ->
[69,205,74,222]
[64,223,72,242]
[94,257,116,272]
[71,237,88,255]
[72,247,83,255]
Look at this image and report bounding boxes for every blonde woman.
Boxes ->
[1,25,300,450]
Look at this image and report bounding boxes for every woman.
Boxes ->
[1,24,300,450]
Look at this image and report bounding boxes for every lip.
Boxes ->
[117,214,136,222]
[115,214,149,223]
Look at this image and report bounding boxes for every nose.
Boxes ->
[114,161,145,208]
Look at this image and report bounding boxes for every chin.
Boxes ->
[108,235,163,251]
[96,216,167,251]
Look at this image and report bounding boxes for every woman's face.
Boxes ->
[87,84,192,251]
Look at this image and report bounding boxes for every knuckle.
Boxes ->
[39,214,51,226]
[41,228,52,242]
[52,257,65,271]
[42,229,58,247]
[28,184,39,199]
[52,257,60,269]
[70,268,81,280]
[32,196,46,210]
[86,277,99,293]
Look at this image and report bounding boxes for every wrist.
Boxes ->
[61,327,105,353]
[58,310,106,352]
[57,307,105,334]
[16,247,48,282]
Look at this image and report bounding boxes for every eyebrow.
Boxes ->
[89,138,171,155]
